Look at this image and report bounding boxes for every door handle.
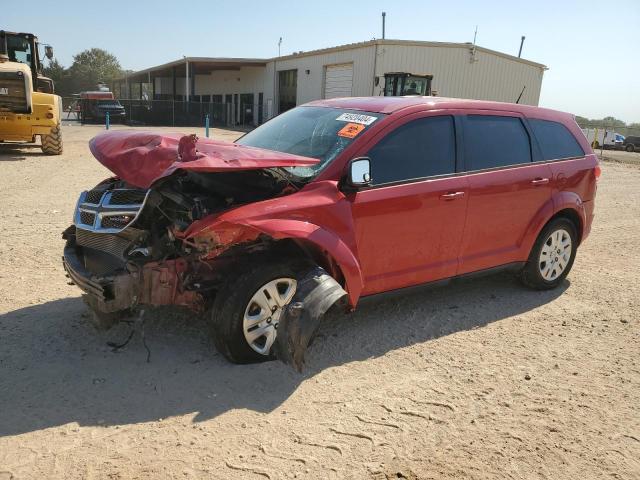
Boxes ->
[439,191,465,200]
[530,178,550,185]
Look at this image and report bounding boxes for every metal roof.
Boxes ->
[119,38,547,82]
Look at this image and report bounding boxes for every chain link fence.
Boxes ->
[61,97,273,129]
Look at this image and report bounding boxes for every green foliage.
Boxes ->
[44,48,123,96]
[67,48,122,92]
[43,58,73,97]
[575,115,631,129]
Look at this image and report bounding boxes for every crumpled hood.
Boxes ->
[89,131,319,189]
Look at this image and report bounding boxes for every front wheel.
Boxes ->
[209,257,307,364]
[520,218,577,290]
[626,144,635,152]
[41,125,63,155]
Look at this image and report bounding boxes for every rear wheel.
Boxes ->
[41,125,63,155]
[520,218,577,290]
[209,257,307,364]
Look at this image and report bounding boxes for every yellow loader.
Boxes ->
[0,30,62,154]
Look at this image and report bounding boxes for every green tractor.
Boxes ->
[383,72,433,97]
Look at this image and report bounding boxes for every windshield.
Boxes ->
[236,106,384,178]
[6,34,33,66]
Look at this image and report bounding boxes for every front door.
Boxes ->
[350,114,469,295]
[457,114,553,274]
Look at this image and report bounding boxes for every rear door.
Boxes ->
[350,113,469,295]
[458,113,553,274]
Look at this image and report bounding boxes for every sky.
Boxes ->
[4,0,639,122]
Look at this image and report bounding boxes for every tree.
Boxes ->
[67,48,122,93]
[43,59,72,97]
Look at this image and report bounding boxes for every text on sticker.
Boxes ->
[335,113,378,125]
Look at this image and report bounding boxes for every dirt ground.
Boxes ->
[0,124,638,480]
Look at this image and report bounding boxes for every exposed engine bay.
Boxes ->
[64,168,295,312]
[62,131,350,369]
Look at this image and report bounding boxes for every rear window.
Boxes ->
[529,119,584,160]
[464,115,531,170]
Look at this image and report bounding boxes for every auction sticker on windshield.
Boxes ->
[335,113,377,125]
[337,122,365,138]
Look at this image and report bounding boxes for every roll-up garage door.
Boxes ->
[324,63,353,99]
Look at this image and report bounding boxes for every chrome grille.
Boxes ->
[109,190,147,205]
[76,229,132,259]
[100,215,133,230]
[79,211,96,225]
[74,188,149,233]
[85,189,105,204]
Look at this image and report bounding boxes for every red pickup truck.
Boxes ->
[63,96,599,369]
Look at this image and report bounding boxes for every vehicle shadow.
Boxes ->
[0,143,44,160]
[0,272,568,437]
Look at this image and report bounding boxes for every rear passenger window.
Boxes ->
[529,119,585,160]
[464,115,531,170]
[368,116,456,185]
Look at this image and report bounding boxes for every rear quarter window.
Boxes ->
[464,115,532,170]
[529,119,585,160]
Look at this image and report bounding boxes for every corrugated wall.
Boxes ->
[372,43,544,105]
[150,42,544,116]
[263,45,376,108]
[262,42,543,111]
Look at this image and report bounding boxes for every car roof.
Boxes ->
[304,96,574,122]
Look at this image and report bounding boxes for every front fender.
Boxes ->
[184,217,364,307]
[247,219,363,306]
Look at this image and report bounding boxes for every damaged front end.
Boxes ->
[63,131,347,369]
[63,165,297,314]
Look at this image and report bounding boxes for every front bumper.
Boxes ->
[63,241,140,313]
[63,232,204,314]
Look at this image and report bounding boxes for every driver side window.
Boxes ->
[367,116,456,185]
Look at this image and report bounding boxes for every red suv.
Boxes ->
[63,97,598,369]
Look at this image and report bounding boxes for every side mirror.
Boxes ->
[347,157,372,188]
[45,45,54,60]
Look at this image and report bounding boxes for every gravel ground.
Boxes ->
[0,125,638,480]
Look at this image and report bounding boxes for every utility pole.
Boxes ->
[274,37,282,116]
[184,56,189,100]
[382,12,386,39]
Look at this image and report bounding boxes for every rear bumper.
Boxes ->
[582,199,595,242]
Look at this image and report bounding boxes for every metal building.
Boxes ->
[116,39,546,127]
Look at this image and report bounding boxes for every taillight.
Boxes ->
[594,165,602,179]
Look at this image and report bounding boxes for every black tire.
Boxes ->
[209,256,309,364]
[41,125,63,155]
[626,144,635,152]
[520,218,577,290]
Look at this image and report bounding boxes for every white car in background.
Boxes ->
[581,127,625,149]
